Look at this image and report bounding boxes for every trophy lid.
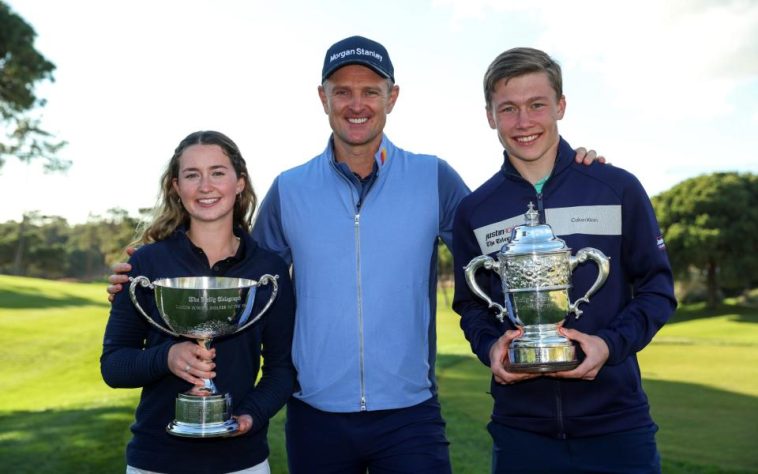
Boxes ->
[501,202,568,255]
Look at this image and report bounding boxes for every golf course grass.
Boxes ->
[1,276,756,473]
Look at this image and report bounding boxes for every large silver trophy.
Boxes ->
[129,275,278,437]
[465,203,609,373]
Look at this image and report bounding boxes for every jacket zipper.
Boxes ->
[538,182,566,436]
[354,212,367,411]
[554,380,567,438]
[331,159,369,412]
[502,167,547,224]
[539,190,566,436]
[536,192,546,224]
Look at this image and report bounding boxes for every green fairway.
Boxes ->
[435,296,758,474]
[1,276,756,473]
[637,305,758,473]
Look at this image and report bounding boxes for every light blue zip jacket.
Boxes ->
[253,135,469,412]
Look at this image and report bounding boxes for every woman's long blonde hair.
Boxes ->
[131,131,256,247]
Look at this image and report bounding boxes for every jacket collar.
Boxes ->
[324,134,395,172]
[171,224,256,261]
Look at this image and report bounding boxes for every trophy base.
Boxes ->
[508,340,579,373]
[167,392,238,438]
[507,359,580,373]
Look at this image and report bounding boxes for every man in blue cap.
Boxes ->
[253,36,601,473]
[107,36,601,473]
[252,35,465,473]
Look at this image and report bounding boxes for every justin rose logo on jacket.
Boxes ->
[484,226,515,250]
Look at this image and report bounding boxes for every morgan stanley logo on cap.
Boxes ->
[322,36,395,83]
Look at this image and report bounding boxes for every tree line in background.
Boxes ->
[1,172,756,308]
[0,208,146,281]
[653,171,758,308]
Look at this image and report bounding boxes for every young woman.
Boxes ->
[101,131,295,474]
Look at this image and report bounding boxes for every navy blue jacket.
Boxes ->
[101,228,295,473]
[452,138,676,438]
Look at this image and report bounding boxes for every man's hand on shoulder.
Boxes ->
[574,147,607,166]
[107,247,136,303]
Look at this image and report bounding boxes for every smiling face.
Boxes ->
[172,144,244,227]
[318,64,399,155]
[486,71,565,176]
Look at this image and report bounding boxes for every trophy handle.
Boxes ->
[568,248,610,318]
[234,274,279,334]
[128,275,181,337]
[464,255,511,323]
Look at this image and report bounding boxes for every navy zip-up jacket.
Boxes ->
[101,228,295,473]
[452,137,676,438]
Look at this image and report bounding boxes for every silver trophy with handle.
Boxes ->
[464,203,609,373]
[129,274,278,437]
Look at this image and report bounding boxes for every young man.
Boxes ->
[107,38,601,473]
[452,47,677,473]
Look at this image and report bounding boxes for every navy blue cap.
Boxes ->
[322,36,395,83]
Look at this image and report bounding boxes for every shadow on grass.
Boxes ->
[645,378,758,474]
[0,406,134,474]
[0,404,294,474]
[0,286,105,309]
[2,363,755,474]
[668,301,757,325]
[436,354,758,474]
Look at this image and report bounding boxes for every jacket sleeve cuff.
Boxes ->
[596,329,621,366]
[147,340,175,377]
[477,334,500,367]
[234,403,265,435]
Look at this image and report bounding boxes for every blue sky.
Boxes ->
[2,0,757,224]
